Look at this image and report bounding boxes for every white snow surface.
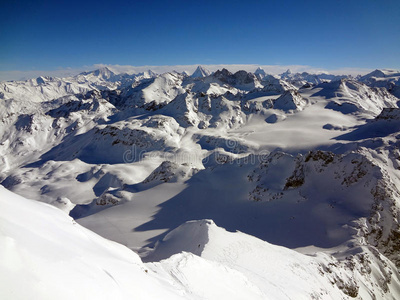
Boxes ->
[2,187,400,299]
[0,186,183,300]
[191,66,211,78]
[2,66,400,299]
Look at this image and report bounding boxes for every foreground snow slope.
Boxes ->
[0,186,184,300]
[2,186,400,299]
[0,186,267,300]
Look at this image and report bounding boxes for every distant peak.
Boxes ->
[181,70,190,76]
[75,66,116,81]
[370,69,386,77]
[214,68,232,77]
[280,69,292,77]
[191,66,211,78]
[255,67,266,75]
[144,69,157,76]
[93,66,114,75]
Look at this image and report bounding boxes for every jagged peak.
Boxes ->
[254,67,267,80]
[78,66,116,80]
[255,67,266,74]
[144,69,157,76]
[233,70,258,83]
[191,65,211,78]
[181,70,190,76]
[281,69,292,77]
[92,66,114,77]
[274,89,306,111]
[213,68,232,77]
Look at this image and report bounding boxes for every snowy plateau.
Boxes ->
[1,65,400,299]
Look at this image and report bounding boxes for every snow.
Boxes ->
[273,89,307,111]
[0,186,184,300]
[2,66,400,299]
[191,66,211,78]
[254,66,266,79]
[145,220,400,299]
[2,188,399,299]
[313,79,398,116]
[359,69,400,98]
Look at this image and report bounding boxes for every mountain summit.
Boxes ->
[280,69,292,78]
[191,66,211,78]
[254,67,266,79]
[82,66,116,80]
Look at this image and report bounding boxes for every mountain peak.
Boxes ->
[361,69,400,79]
[143,69,157,77]
[254,67,266,78]
[92,66,115,79]
[181,70,190,76]
[213,68,232,78]
[280,69,292,78]
[365,69,387,78]
[191,66,211,78]
[274,90,306,111]
[78,66,116,80]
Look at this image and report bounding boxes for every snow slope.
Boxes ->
[2,187,399,299]
[146,219,400,299]
[191,66,211,78]
[0,186,184,300]
[2,66,400,299]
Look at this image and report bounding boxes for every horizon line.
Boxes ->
[0,63,396,82]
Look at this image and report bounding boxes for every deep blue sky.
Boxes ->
[1,0,399,72]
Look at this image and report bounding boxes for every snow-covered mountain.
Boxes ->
[0,66,157,103]
[280,69,347,88]
[3,187,399,299]
[315,78,398,115]
[359,69,400,99]
[191,65,211,78]
[254,66,267,79]
[1,67,400,299]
